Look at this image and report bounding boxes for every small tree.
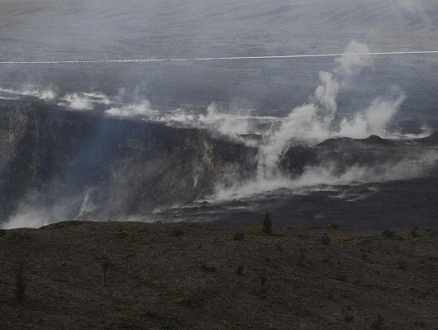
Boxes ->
[101,258,113,287]
[262,213,272,235]
[15,262,26,303]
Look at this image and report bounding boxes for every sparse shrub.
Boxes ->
[157,322,177,330]
[336,274,348,283]
[322,234,331,245]
[236,264,244,275]
[370,314,385,330]
[101,258,113,287]
[14,262,26,303]
[251,283,267,296]
[117,304,142,316]
[344,315,354,322]
[410,226,419,238]
[398,259,407,270]
[275,242,283,251]
[381,229,395,238]
[262,213,272,235]
[232,231,245,241]
[260,274,267,285]
[125,247,136,258]
[149,280,168,290]
[201,263,217,272]
[171,227,184,238]
[149,281,170,298]
[114,229,129,238]
[249,226,263,236]
[297,253,306,268]
[327,221,340,229]
[173,294,204,308]
[54,222,71,230]
[219,318,243,328]
[328,292,336,301]
[414,321,426,327]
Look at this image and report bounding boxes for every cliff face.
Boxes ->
[0,101,257,223]
[1,100,438,227]
[280,134,438,179]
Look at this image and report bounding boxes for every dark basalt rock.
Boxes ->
[0,101,258,223]
[1,99,437,226]
[280,134,438,178]
[417,131,438,145]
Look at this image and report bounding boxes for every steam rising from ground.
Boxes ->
[256,41,405,179]
[208,41,435,202]
[1,191,81,230]
[105,100,156,117]
[0,86,57,101]
[1,41,437,228]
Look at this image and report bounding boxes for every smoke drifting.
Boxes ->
[105,100,156,117]
[0,86,57,101]
[1,191,82,230]
[1,40,437,229]
[339,93,406,139]
[209,41,437,201]
[258,41,376,179]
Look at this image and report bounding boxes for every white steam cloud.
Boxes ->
[209,41,436,202]
[58,93,94,110]
[58,91,113,110]
[339,93,406,139]
[1,41,436,228]
[105,100,156,117]
[0,191,80,229]
[257,41,378,179]
[158,103,254,139]
[0,86,57,101]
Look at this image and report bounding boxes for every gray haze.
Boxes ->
[1,0,437,59]
[0,0,437,122]
[1,1,438,229]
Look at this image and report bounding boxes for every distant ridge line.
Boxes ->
[1,50,438,65]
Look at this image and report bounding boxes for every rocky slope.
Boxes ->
[1,221,437,329]
[0,100,257,224]
[1,100,437,228]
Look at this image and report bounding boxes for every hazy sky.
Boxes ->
[0,0,436,119]
[0,0,436,61]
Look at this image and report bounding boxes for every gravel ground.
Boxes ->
[1,220,437,329]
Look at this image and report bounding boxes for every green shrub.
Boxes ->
[251,284,267,296]
[201,264,217,272]
[232,231,245,241]
[398,259,407,270]
[149,280,168,290]
[410,226,419,238]
[173,295,203,308]
[262,213,272,235]
[236,264,244,275]
[101,258,113,287]
[381,229,395,238]
[344,315,354,322]
[370,314,385,330]
[114,229,129,238]
[297,253,306,268]
[157,322,177,330]
[14,262,26,303]
[171,227,184,238]
[327,221,340,229]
